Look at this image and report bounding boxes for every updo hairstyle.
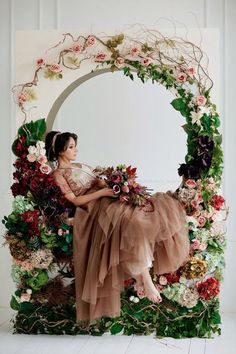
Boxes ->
[45,131,78,161]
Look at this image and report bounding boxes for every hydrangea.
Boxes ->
[162,283,186,302]
[178,287,199,308]
[30,248,54,269]
[12,195,36,214]
[204,252,225,272]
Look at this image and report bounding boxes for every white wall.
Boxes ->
[0,0,235,313]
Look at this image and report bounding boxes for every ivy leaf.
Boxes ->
[171,98,185,111]
[10,295,20,311]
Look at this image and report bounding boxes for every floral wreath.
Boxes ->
[3,28,227,337]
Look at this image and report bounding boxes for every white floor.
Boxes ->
[0,308,235,354]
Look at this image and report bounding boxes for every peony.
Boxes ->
[176,72,187,82]
[141,57,152,66]
[49,63,62,73]
[195,95,207,106]
[36,57,46,67]
[39,164,52,174]
[114,57,125,68]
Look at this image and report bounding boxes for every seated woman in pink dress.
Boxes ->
[45,131,190,322]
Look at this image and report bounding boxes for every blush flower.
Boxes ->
[130,47,140,57]
[176,72,187,83]
[49,63,62,73]
[71,44,81,53]
[114,57,125,68]
[197,215,206,227]
[141,57,152,66]
[86,35,96,47]
[186,67,196,77]
[36,57,46,67]
[95,52,107,62]
[27,154,37,162]
[37,155,47,165]
[185,179,197,188]
[39,164,52,174]
[195,95,207,106]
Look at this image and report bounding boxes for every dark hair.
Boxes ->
[45,131,78,161]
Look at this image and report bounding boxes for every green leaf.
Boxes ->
[10,295,20,310]
[110,322,124,335]
[170,98,184,111]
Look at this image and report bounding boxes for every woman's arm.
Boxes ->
[64,187,116,206]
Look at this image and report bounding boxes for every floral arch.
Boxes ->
[3,29,226,337]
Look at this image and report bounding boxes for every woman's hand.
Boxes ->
[97,187,117,198]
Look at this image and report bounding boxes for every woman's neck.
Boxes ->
[57,157,72,168]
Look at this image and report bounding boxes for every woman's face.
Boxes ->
[59,137,78,161]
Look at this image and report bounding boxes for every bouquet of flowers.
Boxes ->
[100,164,153,209]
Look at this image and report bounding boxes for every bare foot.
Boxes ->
[134,275,145,298]
[141,269,162,304]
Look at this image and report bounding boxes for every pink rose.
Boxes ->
[176,72,187,82]
[121,185,129,193]
[27,153,36,162]
[86,35,96,47]
[141,57,152,66]
[71,44,81,53]
[114,57,125,68]
[186,67,196,77]
[49,63,62,73]
[37,155,47,165]
[130,47,140,57]
[18,92,28,103]
[195,95,207,106]
[185,179,197,188]
[197,215,206,227]
[39,164,51,174]
[36,57,46,67]
[95,52,107,62]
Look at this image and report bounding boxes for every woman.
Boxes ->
[45,131,190,322]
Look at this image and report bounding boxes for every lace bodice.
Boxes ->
[53,163,97,196]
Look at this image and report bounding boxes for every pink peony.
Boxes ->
[27,153,37,162]
[141,57,152,66]
[86,35,96,47]
[176,72,187,82]
[185,179,197,188]
[37,155,47,165]
[114,57,125,68]
[39,164,51,174]
[195,95,207,106]
[49,63,62,73]
[36,57,46,67]
[130,47,140,57]
[71,44,81,53]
